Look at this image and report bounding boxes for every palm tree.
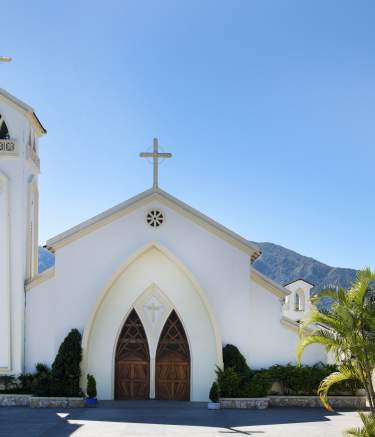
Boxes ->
[297,267,375,412]
[344,412,375,437]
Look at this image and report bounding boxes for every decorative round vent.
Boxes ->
[146,210,164,228]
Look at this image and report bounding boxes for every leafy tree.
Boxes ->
[51,329,82,396]
[297,267,375,412]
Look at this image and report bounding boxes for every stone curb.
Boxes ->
[219,396,366,409]
[0,394,84,408]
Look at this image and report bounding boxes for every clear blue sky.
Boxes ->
[1,1,374,269]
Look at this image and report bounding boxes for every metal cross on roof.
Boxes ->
[140,138,172,189]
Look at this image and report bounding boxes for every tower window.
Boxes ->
[0,116,10,140]
[294,291,305,311]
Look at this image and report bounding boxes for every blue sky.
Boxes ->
[1,1,374,269]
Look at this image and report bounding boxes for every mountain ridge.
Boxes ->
[253,242,357,289]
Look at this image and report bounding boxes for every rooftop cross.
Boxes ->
[140,138,172,189]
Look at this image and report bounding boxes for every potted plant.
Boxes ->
[85,374,97,407]
[208,381,220,410]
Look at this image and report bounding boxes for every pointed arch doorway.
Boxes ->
[155,310,191,400]
[115,309,150,399]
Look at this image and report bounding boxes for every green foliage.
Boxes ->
[345,412,375,437]
[86,374,97,399]
[35,363,50,374]
[31,363,53,396]
[223,344,252,379]
[216,367,242,397]
[267,363,357,396]
[18,373,34,394]
[215,344,358,399]
[0,375,16,391]
[51,329,82,397]
[209,381,220,403]
[243,371,272,397]
[297,267,375,412]
[29,329,83,397]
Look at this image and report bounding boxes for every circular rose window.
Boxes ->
[146,210,164,228]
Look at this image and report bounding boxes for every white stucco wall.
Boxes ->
[25,274,56,370]
[26,194,327,399]
[0,97,40,374]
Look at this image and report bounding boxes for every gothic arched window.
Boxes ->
[0,115,10,140]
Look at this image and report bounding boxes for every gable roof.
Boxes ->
[46,187,262,261]
[0,88,46,135]
[284,278,315,287]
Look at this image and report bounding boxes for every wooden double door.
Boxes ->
[115,309,190,401]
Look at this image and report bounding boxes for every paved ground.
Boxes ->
[0,401,363,437]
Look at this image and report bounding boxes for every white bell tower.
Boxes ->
[0,89,46,375]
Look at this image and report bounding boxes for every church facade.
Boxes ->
[0,89,326,402]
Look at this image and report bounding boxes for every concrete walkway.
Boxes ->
[0,400,363,437]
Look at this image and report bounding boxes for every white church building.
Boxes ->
[0,89,326,401]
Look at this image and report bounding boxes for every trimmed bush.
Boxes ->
[31,363,53,396]
[0,375,16,393]
[86,374,97,399]
[267,363,358,396]
[243,372,272,397]
[222,344,252,379]
[51,329,82,397]
[215,345,358,399]
[209,381,220,403]
[216,367,242,397]
[18,373,34,393]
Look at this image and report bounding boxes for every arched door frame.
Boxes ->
[114,308,150,400]
[81,241,223,399]
[111,284,193,400]
[155,309,191,400]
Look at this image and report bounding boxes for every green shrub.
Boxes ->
[216,367,241,397]
[18,373,34,394]
[51,329,82,397]
[86,374,97,399]
[215,344,357,399]
[31,363,53,396]
[267,363,358,396]
[209,381,220,402]
[0,375,16,393]
[223,344,252,379]
[243,371,272,397]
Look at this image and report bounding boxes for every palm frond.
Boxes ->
[318,365,358,411]
[348,268,375,305]
[344,413,375,437]
[297,332,341,365]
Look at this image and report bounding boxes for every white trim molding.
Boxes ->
[46,188,261,261]
[0,171,11,372]
[25,267,55,291]
[251,268,290,298]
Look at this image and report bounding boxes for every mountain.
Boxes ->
[38,242,357,290]
[253,242,357,289]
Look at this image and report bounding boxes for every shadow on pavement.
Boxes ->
[0,401,349,437]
